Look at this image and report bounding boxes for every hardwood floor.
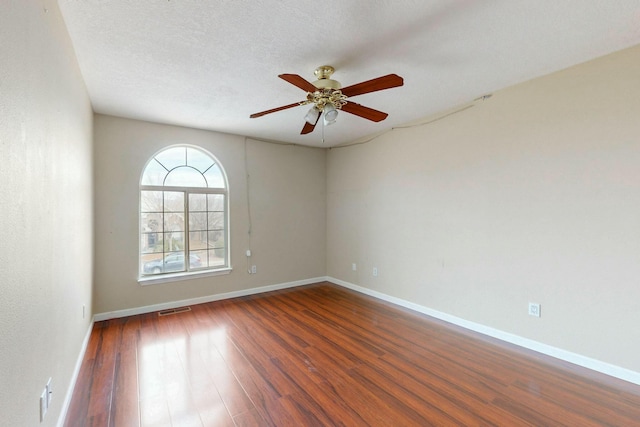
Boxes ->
[64,282,640,426]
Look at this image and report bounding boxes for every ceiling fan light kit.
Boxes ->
[323,103,338,124]
[304,106,321,124]
[250,65,404,136]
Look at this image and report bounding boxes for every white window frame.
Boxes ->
[138,145,231,285]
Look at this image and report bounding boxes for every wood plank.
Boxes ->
[86,320,118,425]
[111,317,141,427]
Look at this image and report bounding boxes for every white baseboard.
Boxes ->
[57,320,94,427]
[93,277,327,321]
[328,276,640,386]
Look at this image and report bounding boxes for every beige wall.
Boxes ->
[93,115,326,314]
[0,1,94,426]
[327,45,640,373]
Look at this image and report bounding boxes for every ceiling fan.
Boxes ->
[250,66,404,135]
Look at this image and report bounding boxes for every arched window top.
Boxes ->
[141,146,226,189]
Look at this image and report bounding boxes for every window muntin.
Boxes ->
[139,146,229,278]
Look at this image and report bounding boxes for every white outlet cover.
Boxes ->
[528,302,541,317]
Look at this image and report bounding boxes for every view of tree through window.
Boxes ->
[140,146,228,277]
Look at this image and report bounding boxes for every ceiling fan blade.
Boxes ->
[301,109,321,134]
[279,74,318,92]
[341,74,404,98]
[341,102,388,122]
[249,101,303,118]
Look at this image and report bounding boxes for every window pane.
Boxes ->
[189,252,205,269]
[208,212,225,230]
[187,147,214,173]
[189,212,207,231]
[191,250,208,268]
[141,191,163,212]
[207,194,224,211]
[155,147,186,171]
[189,231,208,250]
[208,250,226,267]
[141,212,163,233]
[141,232,164,254]
[163,232,184,252]
[165,166,207,187]
[208,231,224,248]
[141,253,164,274]
[163,251,185,273]
[204,164,225,188]
[141,159,168,186]
[164,212,184,232]
[164,192,184,212]
[189,193,206,211]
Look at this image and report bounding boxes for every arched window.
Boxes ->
[139,145,229,280]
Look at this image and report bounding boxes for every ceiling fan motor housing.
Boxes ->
[312,78,341,90]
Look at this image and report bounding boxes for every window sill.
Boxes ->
[138,267,232,286]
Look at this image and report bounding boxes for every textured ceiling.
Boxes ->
[58,1,640,147]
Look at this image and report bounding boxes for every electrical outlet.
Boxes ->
[82,304,86,319]
[373,267,378,277]
[352,263,357,271]
[251,265,257,274]
[528,302,541,317]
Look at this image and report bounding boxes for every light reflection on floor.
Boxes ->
[138,325,229,426]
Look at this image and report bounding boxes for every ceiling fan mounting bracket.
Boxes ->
[314,65,335,79]
[312,65,342,90]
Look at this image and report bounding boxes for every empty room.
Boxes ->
[2,1,640,426]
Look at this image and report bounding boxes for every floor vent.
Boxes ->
[158,306,192,316]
